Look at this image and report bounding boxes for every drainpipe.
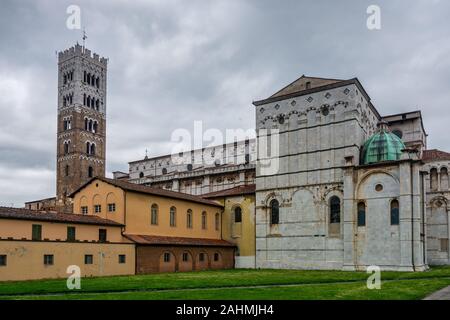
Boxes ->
[410,162,415,271]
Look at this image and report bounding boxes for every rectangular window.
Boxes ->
[44,254,54,266]
[0,255,6,266]
[32,224,42,241]
[163,252,171,263]
[118,255,126,264]
[94,205,102,214]
[357,211,366,227]
[182,253,188,262]
[84,255,93,265]
[108,203,116,212]
[441,239,449,252]
[81,206,88,215]
[67,226,76,242]
[199,253,205,262]
[98,229,107,242]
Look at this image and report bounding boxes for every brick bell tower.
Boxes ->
[56,44,107,211]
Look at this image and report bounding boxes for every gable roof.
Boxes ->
[202,184,256,199]
[124,234,235,247]
[70,177,223,208]
[252,76,381,119]
[0,206,123,227]
[423,149,450,162]
[269,75,344,99]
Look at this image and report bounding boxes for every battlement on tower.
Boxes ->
[58,43,108,66]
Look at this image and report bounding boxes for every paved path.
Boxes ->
[424,285,450,300]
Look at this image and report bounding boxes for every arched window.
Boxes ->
[65,165,69,177]
[139,172,144,178]
[162,168,168,175]
[83,93,86,106]
[151,204,158,225]
[93,121,98,133]
[88,119,93,132]
[329,196,341,223]
[96,77,100,88]
[215,213,220,231]
[64,141,70,155]
[88,166,94,178]
[187,209,193,229]
[441,167,449,190]
[201,211,207,230]
[170,207,176,227]
[95,99,100,111]
[86,142,91,155]
[234,207,242,223]
[431,168,438,191]
[84,71,87,83]
[391,199,400,225]
[90,144,96,156]
[357,202,366,227]
[270,199,279,225]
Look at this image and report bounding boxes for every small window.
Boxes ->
[108,203,116,212]
[139,172,144,178]
[187,209,193,229]
[170,207,176,227]
[81,206,88,215]
[118,255,126,264]
[187,164,193,171]
[202,212,207,230]
[182,252,189,262]
[214,253,219,262]
[67,226,76,242]
[375,184,384,192]
[88,166,94,178]
[44,254,54,266]
[215,213,220,231]
[94,205,101,214]
[391,200,400,225]
[0,255,6,266]
[85,255,93,265]
[32,224,42,241]
[65,165,69,177]
[162,168,168,175]
[330,196,341,223]
[163,252,171,263]
[440,239,449,252]
[270,199,279,225]
[392,129,403,139]
[357,202,366,227]
[151,204,158,225]
[98,229,107,242]
[234,207,242,223]
[199,253,205,262]
[305,81,311,89]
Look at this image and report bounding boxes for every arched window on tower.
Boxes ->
[83,93,86,106]
[93,121,98,133]
[90,143,96,156]
[88,166,94,178]
[95,99,100,111]
[88,120,93,132]
[270,199,279,225]
[84,118,88,131]
[84,71,87,83]
[86,142,91,155]
[65,165,69,177]
[87,96,91,108]
[390,199,400,225]
[96,77,100,88]
[64,141,70,155]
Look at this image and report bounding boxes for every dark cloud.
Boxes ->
[1,0,450,206]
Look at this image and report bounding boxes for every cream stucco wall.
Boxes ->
[0,219,127,243]
[124,192,222,239]
[0,241,135,281]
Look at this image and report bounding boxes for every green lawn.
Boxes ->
[1,267,450,300]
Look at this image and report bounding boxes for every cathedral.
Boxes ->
[14,43,450,278]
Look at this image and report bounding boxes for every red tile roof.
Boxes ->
[124,234,236,247]
[69,177,223,208]
[423,149,450,162]
[0,207,123,227]
[202,185,256,199]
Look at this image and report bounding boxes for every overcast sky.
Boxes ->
[1,0,449,206]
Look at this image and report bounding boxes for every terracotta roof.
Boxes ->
[0,207,123,227]
[202,185,256,199]
[124,234,236,247]
[70,177,223,208]
[423,149,450,162]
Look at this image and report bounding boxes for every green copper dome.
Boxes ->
[361,123,406,165]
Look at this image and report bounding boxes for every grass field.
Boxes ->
[1,267,450,300]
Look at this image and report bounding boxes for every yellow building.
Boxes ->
[0,207,135,281]
[203,185,256,268]
[70,177,236,273]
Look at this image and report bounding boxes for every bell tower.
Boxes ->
[56,44,108,211]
